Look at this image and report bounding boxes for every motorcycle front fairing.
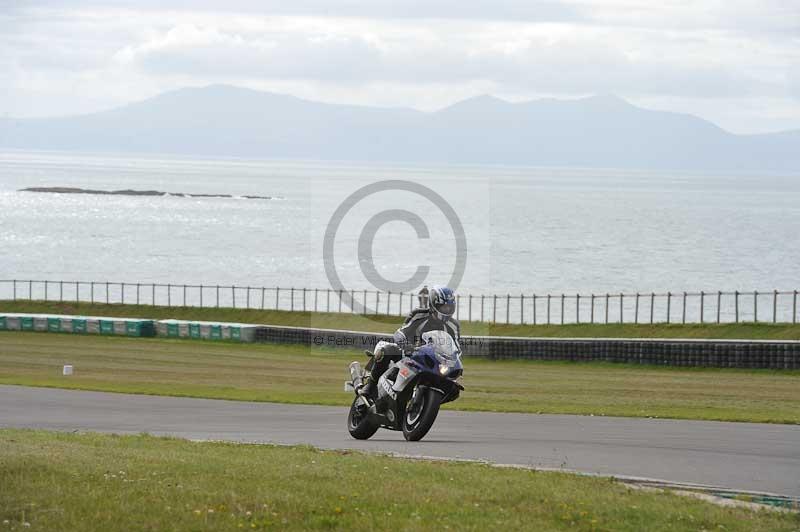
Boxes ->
[404,347,463,404]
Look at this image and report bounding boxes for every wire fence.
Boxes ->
[0,279,798,325]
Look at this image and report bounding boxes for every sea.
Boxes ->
[1,150,798,321]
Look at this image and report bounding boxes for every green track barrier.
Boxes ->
[1,314,249,342]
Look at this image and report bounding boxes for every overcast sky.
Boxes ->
[1,0,798,133]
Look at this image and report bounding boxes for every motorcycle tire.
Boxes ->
[347,396,379,440]
[402,387,442,441]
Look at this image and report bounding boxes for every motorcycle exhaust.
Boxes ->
[349,361,363,387]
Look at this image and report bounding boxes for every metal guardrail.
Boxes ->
[0,279,798,325]
[254,325,800,368]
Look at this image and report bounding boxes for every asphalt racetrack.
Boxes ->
[2,385,798,497]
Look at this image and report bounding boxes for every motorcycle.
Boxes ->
[344,330,464,441]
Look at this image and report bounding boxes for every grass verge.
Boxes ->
[1,429,797,531]
[2,332,799,423]
[4,300,800,339]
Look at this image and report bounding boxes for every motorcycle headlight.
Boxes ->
[439,364,450,375]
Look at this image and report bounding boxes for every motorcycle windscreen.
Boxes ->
[421,330,460,360]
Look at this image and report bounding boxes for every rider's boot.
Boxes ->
[360,354,389,399]
[358,375,375,398]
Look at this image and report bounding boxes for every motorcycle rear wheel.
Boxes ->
[347,396,379,440]
[402,387,442,441]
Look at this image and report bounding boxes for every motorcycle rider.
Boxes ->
[359,285,461,399]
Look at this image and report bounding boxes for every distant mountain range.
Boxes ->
[2,85,799,172]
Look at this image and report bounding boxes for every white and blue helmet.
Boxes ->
[429,285,456,320]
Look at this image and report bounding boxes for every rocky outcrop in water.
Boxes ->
[19,187,275,200]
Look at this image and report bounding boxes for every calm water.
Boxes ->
[1,151,798,310]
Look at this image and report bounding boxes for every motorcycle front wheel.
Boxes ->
[402,386,442,441]
[347,396,379,440]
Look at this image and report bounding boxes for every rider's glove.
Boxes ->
[373,340,400,361]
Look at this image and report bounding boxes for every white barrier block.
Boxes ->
[62,365,74,376]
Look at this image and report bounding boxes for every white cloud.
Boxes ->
[111,20,790,99]
[0,2,798,132]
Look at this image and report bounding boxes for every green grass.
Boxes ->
[1,430,797,531]
[4,300,800,339]
[2,332,799,423]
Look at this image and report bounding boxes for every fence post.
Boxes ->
[468,295,472,322]
[315,288,319,312]
[326,289,331,313]
[560,294,565,324]
[260,287,265,310]
[167,284,171,307]
[575,294,580,324]
[375,291,379,315]
[61,280,64,302]
[338,290,343,313]
[493,295,497,323]
[716,291,721,324]
[666,292,671,324]
[619,293,623,323]
[201,285,205,308]
[634,292,639,324]
[275,287,280,310]
[290,287,294,311]
[590,294,595,323]
[150,283,154,305]
[481,295,485,322]
[12,279,16,301]
[399,291,403,317]
[773,289,778,323]
[232,286,236,309]
[520,294,524,324]
[45,280,48,301]
[682,292,687,324]
[303,288,307,312]
[532,295,537,325]
[547,294,552,325]
[506,294,510,324]
[184,285,188,307]
[391,291,395,316]
[754,290,758,322]
[137,283,140,305]
[76,281,79,303]
[247,287,251,309]
[90,281,94,303]
[700,291,705,323]
[29,280,32,300]
[794,290,797,324]
[650,292,654,324]
[604,293,609,324]
[735,291,739,323]
[119,282,124,304]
